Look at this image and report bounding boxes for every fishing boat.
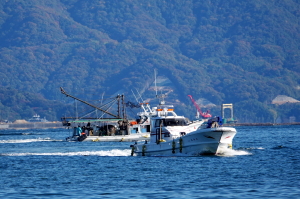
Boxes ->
[60,87,150,142]
[64,106,152,142]
[65,119,150,142]
[130,101,237,156]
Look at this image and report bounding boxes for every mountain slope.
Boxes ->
[0,0,299,122]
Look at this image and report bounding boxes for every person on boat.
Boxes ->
[78,126,82,136]
[74,126,82,136]
[87,122,91,136]
[81,126,86,135]
[89,129,93,136]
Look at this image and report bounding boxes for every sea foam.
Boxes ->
[1,149,132,157]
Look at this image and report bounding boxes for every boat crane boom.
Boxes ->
[60,87,121,118]
[187,95,212,118]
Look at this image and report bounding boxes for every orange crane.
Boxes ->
[187,95,212,119]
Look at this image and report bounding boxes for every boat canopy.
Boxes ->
[69,119,121,123]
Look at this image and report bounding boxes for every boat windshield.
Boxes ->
[154,118,188,127]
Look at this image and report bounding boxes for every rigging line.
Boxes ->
[79,109,98,119]
[100,92,105,105]
[76,97,119,119]
[98,102,116,119]
[87,93,115,97]
[69,96,114,103]
[89,97,115,102]
[95,97,118,110]
[60,87,119,118]
[74,103,97,114]
[77,98,117,114]
[93,102,111,110]
[78,107,110,119]
[97,97,120,119]
[135,88,144,103]
[127,107,136,120]
[131,89,140,104]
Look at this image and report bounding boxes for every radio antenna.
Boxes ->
[154,69,158,98]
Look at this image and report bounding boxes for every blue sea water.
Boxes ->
[0,125,299,198]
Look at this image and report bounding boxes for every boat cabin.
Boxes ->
[149,105,189,143]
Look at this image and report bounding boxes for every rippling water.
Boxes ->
[0,125,299,198]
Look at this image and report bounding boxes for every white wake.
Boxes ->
[0,138,59,143]
[1,149,132,157]
[217,148,252,156]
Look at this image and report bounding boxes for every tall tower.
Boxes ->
[221,104,234,119]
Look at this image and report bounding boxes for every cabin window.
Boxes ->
[146,125,151,132]
[163,119,187,126]
[131,128,138,134]
[164,132,171,137]
[155,119,187,127]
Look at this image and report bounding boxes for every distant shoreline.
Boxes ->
[224,122,300,127]
[1,121,299,130]
[0,121,64,130]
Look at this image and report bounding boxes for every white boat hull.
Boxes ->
[67,133,150,142]
[132,127,236,156]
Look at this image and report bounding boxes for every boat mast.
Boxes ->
[154,69,158,98]
[122,94,126,120]
[75,99,78,120]
[118,95,121,118]
[154,69,165,105]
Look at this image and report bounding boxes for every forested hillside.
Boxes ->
[0,0,300,123]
